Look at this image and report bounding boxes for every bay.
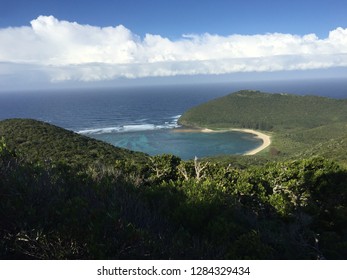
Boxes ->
[1,79,346,159]
[91,129,262,160]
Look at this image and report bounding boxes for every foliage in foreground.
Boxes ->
[1,137,347,259]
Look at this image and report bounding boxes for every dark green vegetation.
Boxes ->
[179,90,347,166]
[1,117,347,259]
[0,119,147,167]
[178,90,347,130]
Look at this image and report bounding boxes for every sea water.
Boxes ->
[1,79,346,159]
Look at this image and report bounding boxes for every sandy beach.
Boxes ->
[174,127,271,155]
[229,129,271,155]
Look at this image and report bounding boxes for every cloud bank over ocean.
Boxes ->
[0,15,347,83]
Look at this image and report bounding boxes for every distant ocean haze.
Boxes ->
[1,79,346,159]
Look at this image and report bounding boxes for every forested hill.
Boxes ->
[0,118,148,167]
[178,90,347,131]
[1,118,347,260]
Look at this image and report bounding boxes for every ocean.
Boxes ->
[1,78,346,159]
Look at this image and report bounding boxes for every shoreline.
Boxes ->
[230,128,271,155]
[173,127,271,155]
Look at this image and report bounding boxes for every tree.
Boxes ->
[148,154,181,182]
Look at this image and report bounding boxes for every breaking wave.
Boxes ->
[77,115,181,135]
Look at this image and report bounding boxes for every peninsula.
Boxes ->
[178,90,347,164]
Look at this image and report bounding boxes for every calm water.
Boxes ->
[91,129,262,159]
[1,79,346,159]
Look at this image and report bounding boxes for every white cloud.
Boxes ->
[0,15,347,83]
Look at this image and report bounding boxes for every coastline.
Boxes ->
[174,127,271,155]
[230,128,271,155]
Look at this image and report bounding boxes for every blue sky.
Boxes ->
[2,0,347,38]
[0,0,347,90]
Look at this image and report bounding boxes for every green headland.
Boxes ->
[1,90,347,260]
[179,90,347,166]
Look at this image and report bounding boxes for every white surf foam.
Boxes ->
[77,115,181,135]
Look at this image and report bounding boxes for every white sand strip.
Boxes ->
[230,129,271,155]
[173,127,271,155]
